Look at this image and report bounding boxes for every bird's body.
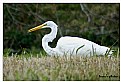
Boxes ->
[53,36,111,56]
[28,21,113,56]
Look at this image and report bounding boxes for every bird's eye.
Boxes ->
[44,23,47,26]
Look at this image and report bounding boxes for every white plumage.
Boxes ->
[28,21,113,56]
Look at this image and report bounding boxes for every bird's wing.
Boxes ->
[56,36,99,55]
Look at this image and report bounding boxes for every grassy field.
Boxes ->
[3,49,120,81]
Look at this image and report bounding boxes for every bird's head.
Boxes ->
[28,21,57,32]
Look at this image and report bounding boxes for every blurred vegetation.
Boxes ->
[4,4,119,51]
[3,55,120,81]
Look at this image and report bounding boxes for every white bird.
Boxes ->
[28,21,113,56]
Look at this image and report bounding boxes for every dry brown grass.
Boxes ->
[3,55,120,81]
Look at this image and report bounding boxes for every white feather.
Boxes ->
[29,21,113,56]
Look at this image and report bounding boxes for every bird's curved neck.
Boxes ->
[42,25,57,55]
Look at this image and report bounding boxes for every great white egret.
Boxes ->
[28,21,113,56]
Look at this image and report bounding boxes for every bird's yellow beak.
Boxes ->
[28,23,47,32]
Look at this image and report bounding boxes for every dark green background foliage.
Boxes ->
[4,4,119,50]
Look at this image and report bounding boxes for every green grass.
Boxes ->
[3,48,120,81]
